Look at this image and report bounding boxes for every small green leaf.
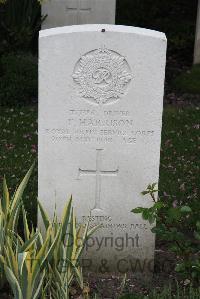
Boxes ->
[175,263,185,272]
[196,221,200,230]
[148,215,155,224]
[153,202,164,209]
[142,209,150,220]
[131,207,144,214]
[141,191,149,196]
[194,231,200,241]
[180,206,192,213]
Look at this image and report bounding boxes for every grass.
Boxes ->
[159,106,200,227]
[0,104,199,297]
[0,105,199,227]
[120,285,200,298]
[173,65,200,94]
[0,105,38,225]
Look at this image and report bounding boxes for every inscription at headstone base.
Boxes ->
[42,0,116,29]
[39,25,167,274]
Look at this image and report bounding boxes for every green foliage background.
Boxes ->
[116,0,198,63]
[0,53,38,106]
[0,0,198,106]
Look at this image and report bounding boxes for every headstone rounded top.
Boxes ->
[39,24,166,41]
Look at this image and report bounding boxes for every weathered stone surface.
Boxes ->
[42,0,116,29]
[39,24,167,274]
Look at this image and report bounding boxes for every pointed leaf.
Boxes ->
[10,162,35,213]
[20,232,39,253]
[22,205,30,241]
[4,266,23,299]
[32,271,46,299]
[2,177,9,215]
[61,196,73,242]
[38,201,51,231]
[18,252,28,276]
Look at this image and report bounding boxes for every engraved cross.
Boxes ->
[79,149,119,210]
[66,0,91,23]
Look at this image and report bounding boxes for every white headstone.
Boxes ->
[194,0,200,64]
[39,25,167,274]
[42,0,116,29]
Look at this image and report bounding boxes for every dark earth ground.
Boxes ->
[79,245,179,298]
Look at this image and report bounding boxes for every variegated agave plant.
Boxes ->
[0,205,60,299]
[2,198,99,299]
[0,163,99,299]
[0,163,34,289]
[38,198,100,299]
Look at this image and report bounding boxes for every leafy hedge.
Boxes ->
[0,0,197,61]
[0,0,44,54]
[116,0,197,63]
[0,53,38,106]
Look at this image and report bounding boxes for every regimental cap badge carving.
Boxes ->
[72,48,133,105]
